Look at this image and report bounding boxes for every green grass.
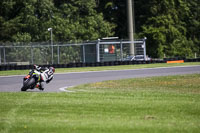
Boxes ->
[1,74,200,133]
[0,62,200,76]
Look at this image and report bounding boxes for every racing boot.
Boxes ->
[36,83,44,91]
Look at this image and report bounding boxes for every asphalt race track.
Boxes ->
[0,65,200,92]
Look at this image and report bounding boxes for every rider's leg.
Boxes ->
[38,73,47,91]
[35,74,45,90]
[39,82,44,90]
[36,82,44,90]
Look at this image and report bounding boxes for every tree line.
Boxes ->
[0,0,199,58]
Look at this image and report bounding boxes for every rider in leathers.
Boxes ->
[33,65,55,90]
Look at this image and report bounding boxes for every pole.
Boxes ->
[96,39,100,62]
[57,46,60,64]
[83,45,85,63]
[143,37,147,60]
[3,47,6,64]
[51,29,53,64]
[127,0,134,56]
[31,44,34,64]
[48,28,53,64]
[0,48,1,64]
[120,40,123,61]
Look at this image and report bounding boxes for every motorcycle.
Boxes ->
[21,69,41,91]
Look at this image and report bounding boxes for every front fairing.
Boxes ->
[24,70,40,82]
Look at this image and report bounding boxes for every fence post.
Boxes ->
[120,39,123,61]
[57,45,60,64]
[96,39,100,62]
[143,37,147,60]
[0,48,1,64]
[31,44,34,64]
[82,45,85,63]
[3,47,6,64]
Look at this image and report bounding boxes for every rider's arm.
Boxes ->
[34,65,47,72]
[34,65,41,71]
[46,75,53,84]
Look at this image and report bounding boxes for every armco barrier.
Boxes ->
[185,58,200,62]
[0,58,199,71]
[164,57,186,61]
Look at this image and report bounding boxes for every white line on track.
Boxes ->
[59,86,88,92]
[59,86,75,92]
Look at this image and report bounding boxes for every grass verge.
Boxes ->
[0,62,200,76]
[0,74,200,133]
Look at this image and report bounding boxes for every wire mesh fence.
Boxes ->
[0,39,146,65]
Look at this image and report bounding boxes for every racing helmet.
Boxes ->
[49,67,55,73]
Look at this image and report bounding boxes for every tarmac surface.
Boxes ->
[0,65,200,92]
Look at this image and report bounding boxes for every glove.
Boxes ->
[46,77,53,84]
[46,80,50,84]
[34,65,41,71]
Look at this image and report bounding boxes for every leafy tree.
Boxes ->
[186,0,200,55]
[53,0,115,41]
[98,0,200,58]
[1,0,200,59]
[0,0,115,42]
[139,0,198,58]
[96,0,126,38]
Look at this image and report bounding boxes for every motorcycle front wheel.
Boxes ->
[21,78,36,91]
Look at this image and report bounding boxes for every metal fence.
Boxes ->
[0,38,147,65]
